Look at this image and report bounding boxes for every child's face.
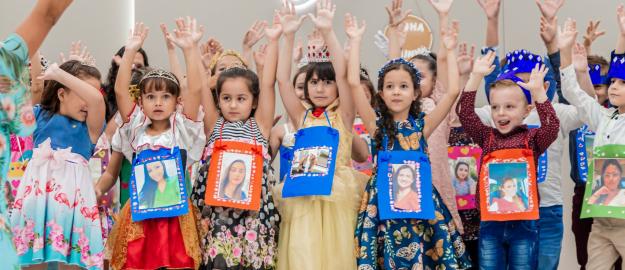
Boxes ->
[380,69,417,117]
[146,161,165,182]
[59,76,101,122]
[411,59,434,98]
[215,56,244,77]
[396,168,414,189]
[456,164,469,180]
[603,164,621,191]
[501,179,517,197]
[294,72,306,100]
[595,84,608,104]
[228,162,246,185]
[608,78,625,108]
[139,89,179,122]
[219,77,255,122]
[307,73,338,108]
[489,86,531,135]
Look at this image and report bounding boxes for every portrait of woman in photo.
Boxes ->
[219,159,249,201]
[139,160,181,209]
[392,164,421,211]
[588,159,625,206]
[452,161,477,196]
[489,177,527,213]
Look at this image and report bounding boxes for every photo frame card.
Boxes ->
[576,126,595,183]
[581,145,625,219]
[204,140,263,211]
[282,126,339,198]
[448,146,481,210]
[130,147,188,222]
[479,149,539,221]
[376,150,434,220]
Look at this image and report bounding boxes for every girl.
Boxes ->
[453,161,477,196]
[189,14,281,270]
[273,2,368,269]
[9,60,106,269]
[351,12,471,269]
[105,19,206,270]
[219,159,248,201]
[139,160,181,209]
[393,165,421,211]
[490,178,527,213]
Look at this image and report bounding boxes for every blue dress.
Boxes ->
[355,115,472,269]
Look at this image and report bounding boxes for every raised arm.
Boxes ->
[115,23,148,122]
[39,62,105,143]
[385,0,411,59]
[255,14,282,138]
[168,17,204,121]
[160,24,185,81]
[276,1,307,128]
[571,43,596,97]
[424,22,460,138]
[617,5,625,54]
[583,20,605,55]
[428,0,453,90]
[242,20,268,69]
[478,0,501,48]
[310,0,355,128]
[15,0,74,58]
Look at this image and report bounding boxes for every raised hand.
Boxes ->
[345,13,366,41]
[278,0,307,35]
[457,42,475,76]
[201,37,223,71]
[126,22,149,52]
[309,0,336,33]
[265,12,284,41]
[243,20,268,49]
[442,21,459,50]
[160,23,176,50]
[535,0,564,20]
[477,0,501,19]
[428,0,454,15]
[168,17,204,50]
[619,5,625,36]
[583,20,606,51]
[572,43,589,72]
[385,0,412,27]
[307,29,325,51]
[517,63,550,94]
[37,62,62,81]
[293,38,304,63]
[471,50,496,77]
[253,43,268,68]
[59,41,95,66]
[557,18,577,51]
[540,16,557,45]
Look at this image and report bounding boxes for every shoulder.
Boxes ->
[1,33,29,64]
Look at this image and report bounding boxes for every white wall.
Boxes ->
[2,1,622,269]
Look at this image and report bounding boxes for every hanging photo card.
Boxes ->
[582,145,625,219]
[448,146,482,210]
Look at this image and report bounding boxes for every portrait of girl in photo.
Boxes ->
[489,177,528,213]
[219,159,249,201]
[392,164,421,211]
[139,160,182,209]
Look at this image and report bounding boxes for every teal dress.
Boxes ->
[0,33,35,270]
[354,114,472,269]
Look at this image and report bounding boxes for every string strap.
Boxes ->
[301,109,332,128]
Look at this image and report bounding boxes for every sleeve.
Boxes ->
[561,65,606,131]
[546,51,564,104]
[354,181,381,270]
[457,91,489,147]
[532,100,560,155]
[1,34,35,137]
[475,105,494,127]
[174,106,206,163]
[553,103,583,134]
[115,105,144,161]
[482,47,501,97]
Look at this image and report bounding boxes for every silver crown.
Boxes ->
[140,69,179,86]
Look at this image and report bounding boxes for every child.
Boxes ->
[273,2,367,269]
[9,59,106,269]
[104,19,206,270]
[458,50,559,270]
[0,0,75,268]
[560,11,625,269]
[189,13,281,270]
[353,12,470,268]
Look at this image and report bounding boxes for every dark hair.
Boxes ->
[216,67,260,114]
[103,46,149,121]
[455,161,470,180]
[588,55,609,75]
[219,159,247,200]
[303,62,336,107]
[392,164,417,199]
[409,53,437,79]
[374,62,422,151]
[139,74,181,98]
[602,159,623,178]
[40,60,101,118]
[140,160,169,209]
[360,67,377,108]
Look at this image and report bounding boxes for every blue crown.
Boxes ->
[378,58,421,85]
[589,64,608,85]
[504,49,544,74]
[608,51,625,82]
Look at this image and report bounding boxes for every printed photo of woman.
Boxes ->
[139,160,182,209]
[219,159,249,201]
[452,161,477,196]
[392,164,421,211]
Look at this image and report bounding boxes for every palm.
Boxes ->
[126,36,144,52]
[429,0,453,14]
[478,0,500,19]
[537,0,563,20]
[572,44,588,71]
[265,25,283,40]
[243,21,267,48]
[313,10,334,31]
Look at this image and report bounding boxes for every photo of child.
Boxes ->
[487,162,530,214]
[134,159,182,210]
[588,158,625,206]
[390,164,421,211]
[290,147,332,177]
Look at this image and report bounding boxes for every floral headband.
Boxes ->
[378,58,421,84]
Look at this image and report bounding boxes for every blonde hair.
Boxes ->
[209,50,248,73]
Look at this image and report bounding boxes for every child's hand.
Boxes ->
[126,22,149,52]
[477,0,501,20]
[540,16,557,45]
[307,29,325,51]
[427,0,453,15]
[557,18,577,51]
[278,0,307,36]
[253,43,268,67]
[59,41,95,66]
[200,37,223,71]
[385,0,411,27]
[572,43,589,72]
[37,62,62,81]
[535,0,564,21]
[441,20,459,51]
[160,23,176,51]
[516,63,549,96]
[583,20,605,49]
[618,5,625,36]
[265,12,284,41]
[457,42,475,76]
[344,13,366,41]
[243,20,268,49]
[293,38,304,63]
[309,0,336,34]
[471,50,496,77]
[168,17,204,50]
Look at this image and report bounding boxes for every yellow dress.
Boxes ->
[274,101,368,270]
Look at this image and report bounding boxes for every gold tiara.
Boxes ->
[209,50,248,71]
[139,69,179,86]
[128,84,140,101]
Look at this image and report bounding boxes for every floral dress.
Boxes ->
[355,115,472,270]
[0,34,38,270]
[191,117,280,270]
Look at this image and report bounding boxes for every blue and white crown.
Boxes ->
[504,49,545,74]
[608,51,625,82]
[589,64,608,85]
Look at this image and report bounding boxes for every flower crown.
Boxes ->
[139,69,180,86]
[378,58,421,84]
[307,44,331,63]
